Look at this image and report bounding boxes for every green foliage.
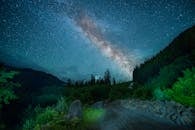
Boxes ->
[64,82,140,104]
[36,107,58,125]
[55,97,69,114]
[22,106,59,130]
[83,108,105,124]
[132,85,153,99]
[144,56,192,89]
[0,69,20,108]
[64,84,110,104]
[153,87,165,100]
[109,82,132,100]
[90,85,110,101]
[131,67,195,106]
[135,56,193,101]
[0,88,17,105]
[163,68,195,107]
[22,99,88,130]
[22,119,35,130]
[0,70,18,83]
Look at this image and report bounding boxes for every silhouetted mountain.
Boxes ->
[0,63,65,128]
[1,63,65,89]
[133,25,195,85]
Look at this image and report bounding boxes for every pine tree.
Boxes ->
[113,77,116,85]
[90,74,95,85]
[67,78,72,86]
[104,69,111,85]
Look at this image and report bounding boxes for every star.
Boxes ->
[0,0,194,81]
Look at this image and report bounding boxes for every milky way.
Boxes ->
[74,12,137,78]
[0,0,194,81]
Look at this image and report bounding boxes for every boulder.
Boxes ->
[66,100,82,119]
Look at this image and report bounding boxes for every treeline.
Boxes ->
[66,69,116,87]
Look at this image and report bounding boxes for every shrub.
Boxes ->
[83,108,105,124]
[132,86,152,99]
[109,85,131,100]
[35,107,58,125]
[55,97,69,114]
[153,87,165,100]
[163,68,195,107]
[22,119,35,130]
[22,106,58,130]
[0,69,20,109]
[90,85,110,102]
[22,104,90,130]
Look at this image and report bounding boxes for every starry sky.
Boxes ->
[0,0,195,81]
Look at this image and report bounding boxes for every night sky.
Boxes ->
[0,0,195,81]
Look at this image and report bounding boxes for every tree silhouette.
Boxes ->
[113,77,116,85]
[104,69,111,85]
[90,74,95,85]
[67,78,72,86]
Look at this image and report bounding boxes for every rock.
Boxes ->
[66,100,82,119]
[128,82,134,89]
[92,101,104,109]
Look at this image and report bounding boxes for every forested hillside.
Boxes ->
[133,26,195,84]
[132,26,195,107]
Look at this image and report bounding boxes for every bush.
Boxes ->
[132,85,153,100]
[0,69,20,109]
[22,106,58,130]
[163,68,195,107]
[35,107,58,125]
[90,85,110,102]
[83,108,105,124]
[109,84,131,100]
[153,87,166,100]
[22,119,35,130]
[64,85,110,104]
[22,101,88,130]
[55,97,69,114]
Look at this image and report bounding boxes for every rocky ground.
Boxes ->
[119,100,194,126]
[90,99,195,130]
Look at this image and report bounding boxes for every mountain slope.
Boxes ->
[133,25,195,84]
